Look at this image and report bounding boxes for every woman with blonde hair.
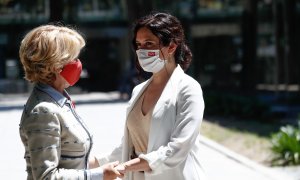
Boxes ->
[19,24,122,180]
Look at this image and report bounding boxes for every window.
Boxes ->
[0,0,49,23]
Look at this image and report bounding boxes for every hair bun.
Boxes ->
[175,43,192,71]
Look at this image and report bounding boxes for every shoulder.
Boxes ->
[178,73,203,95]
[175,74,205,112]
[20,101,62,131]
[31,101,61,114]
[26,90,61,113]
[172,66,202,94]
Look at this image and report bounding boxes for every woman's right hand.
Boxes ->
[114,163,126,174]
[101,161,124,180]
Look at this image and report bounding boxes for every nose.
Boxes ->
[137,45,146,50]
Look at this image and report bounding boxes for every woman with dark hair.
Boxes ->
[96,12,206,180]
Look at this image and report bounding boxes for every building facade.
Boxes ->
[0,0,299,94]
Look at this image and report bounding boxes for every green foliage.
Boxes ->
[203,91,270,120]
[270,122,300,166]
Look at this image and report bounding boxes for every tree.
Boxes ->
[49,0,63,22]
[273,0,285,86]
[283,0,297,84]
[241,0,258,91]
[273,0,297,91]
[125,0,153,22]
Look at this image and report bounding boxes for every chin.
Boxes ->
[64,84,71,89]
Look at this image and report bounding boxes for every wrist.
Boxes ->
[89,167,103,180]
[122,162,129,170]
[115,163,128,174]
[89,156,100,169]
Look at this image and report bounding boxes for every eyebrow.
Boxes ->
[135,39,156,43]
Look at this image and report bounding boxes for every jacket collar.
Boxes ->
[127,65,184,114]
[126,65,185,151]
[35,83,69,107]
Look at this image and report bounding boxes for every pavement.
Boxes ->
[0,92,298,180]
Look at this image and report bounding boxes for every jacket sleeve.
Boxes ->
[95,140,123,165]
[21,103,98,180]
[139,79,205,175]
[96,83,143,165]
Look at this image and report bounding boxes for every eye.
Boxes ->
[145,41,153,48]
[135,42,141,49]
[136,40,158,49]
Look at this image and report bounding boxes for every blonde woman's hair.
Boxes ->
[19,24,85,84]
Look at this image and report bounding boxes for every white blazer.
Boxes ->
[98,65,206,180]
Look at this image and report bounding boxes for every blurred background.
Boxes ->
[0,0,300,170]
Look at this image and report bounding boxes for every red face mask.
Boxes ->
[60,59,82,86]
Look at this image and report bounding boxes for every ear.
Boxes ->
[55,66,63,73]
[57,69,62,73]
[168,42,177,55]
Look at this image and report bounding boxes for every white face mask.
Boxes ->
[136,49,165,73]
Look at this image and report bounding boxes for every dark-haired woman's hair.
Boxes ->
[132,12,192,71]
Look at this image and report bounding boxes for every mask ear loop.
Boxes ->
[159,43,176,93]
[158,43,169,74]
[159,43,176,91]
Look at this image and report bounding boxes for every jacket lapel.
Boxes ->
[152,65,183,116]
[126,77,152,116]
[147,65,184,151]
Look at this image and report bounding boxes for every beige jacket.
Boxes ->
[19,83,93,180]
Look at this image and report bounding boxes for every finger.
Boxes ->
[115,169,125,175]
[111,167,121,175]
[115,166,125,173]
[112,161,119,167]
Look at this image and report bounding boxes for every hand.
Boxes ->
[101,161,124,180]
[112,178,123,180]
[89,156,100,169]
[114,163,126,174]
